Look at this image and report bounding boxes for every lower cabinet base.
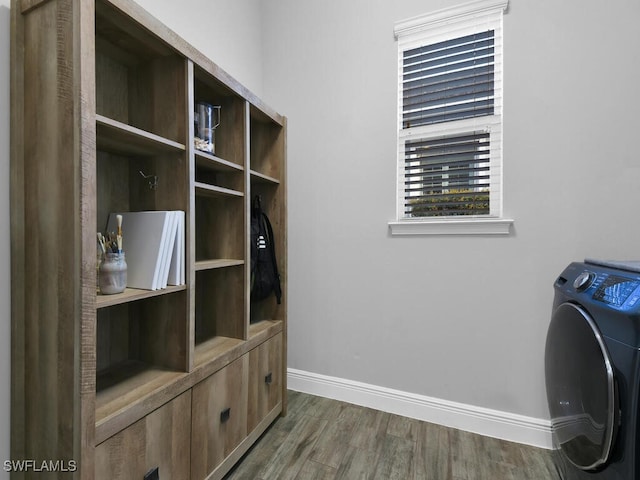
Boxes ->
[193,332,284,479]
[95,398,283,480]
[95,332,284,479]
[95,391,192,480]
[207,403,283,480]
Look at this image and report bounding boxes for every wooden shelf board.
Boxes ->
[249,319,284,339]
[250,169,280,185]
[194,335,245,368]
[194,182,244,198]
[194,258,244,271]
[95,361,187,434]
[189,323,284,386]
[96,114,186,156]
[96,284,187,309]
[195,150,244,173]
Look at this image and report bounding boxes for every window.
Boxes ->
[390,0,512,235]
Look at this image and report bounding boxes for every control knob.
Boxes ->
[573,271,595,291]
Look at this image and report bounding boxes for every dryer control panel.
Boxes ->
[558,260,640,310]
[592,274,640,307]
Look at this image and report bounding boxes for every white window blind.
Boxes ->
[392,0,511,234]
[404,131,490,217]
[402,30,495,129]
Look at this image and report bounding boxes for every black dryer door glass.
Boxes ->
[545,302,618,470]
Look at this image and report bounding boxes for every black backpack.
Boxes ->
[250,195,282,304]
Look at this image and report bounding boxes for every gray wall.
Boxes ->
[133,0,264,97]
[2,0,639,472]
[260,0,640,420]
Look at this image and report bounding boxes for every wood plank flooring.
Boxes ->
[224,391,561,480]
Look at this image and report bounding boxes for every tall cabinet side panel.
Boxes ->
[10,0,26,467]
[10,0,97,476]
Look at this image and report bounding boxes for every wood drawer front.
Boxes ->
[248,333,283,432]
[95,390,191,480]
[191,355,249,479]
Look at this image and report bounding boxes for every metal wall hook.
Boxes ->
[139,170,158,190]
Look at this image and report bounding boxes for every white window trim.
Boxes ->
[394,0,509,39]
[389,217,513,235]
[389,0,513,236]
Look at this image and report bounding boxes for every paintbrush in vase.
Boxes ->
[116,214,123,253]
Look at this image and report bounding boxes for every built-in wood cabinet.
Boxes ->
[191,356,249,479]
[10,0,287,478]
[248,333,284,433]
[95,390,192,480]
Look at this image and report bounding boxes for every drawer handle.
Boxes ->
[220,407,231,423]
[144,467,159,480]
[265,372,273,385]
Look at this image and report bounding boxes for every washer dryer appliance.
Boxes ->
[545,260,640,480]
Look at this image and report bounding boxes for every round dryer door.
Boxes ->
[545,302,618,471]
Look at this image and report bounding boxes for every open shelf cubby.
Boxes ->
[193,67,246,168]
[195,265,246,346]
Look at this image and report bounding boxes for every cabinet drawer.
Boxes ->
[191,355,249,479]
[248,333,283,432]
[95,390,191,480]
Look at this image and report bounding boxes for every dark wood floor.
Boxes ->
[225,390,561,480]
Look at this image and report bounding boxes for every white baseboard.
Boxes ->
[287,368,554,450]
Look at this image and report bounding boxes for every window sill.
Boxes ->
[388,218,514,236]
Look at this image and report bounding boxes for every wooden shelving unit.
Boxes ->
[10,0,287,478]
